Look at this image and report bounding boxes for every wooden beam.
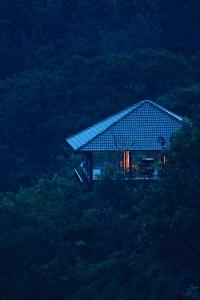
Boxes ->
[86,152,93,182]
[75,169,84,183]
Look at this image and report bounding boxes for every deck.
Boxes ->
[75,166,158,184]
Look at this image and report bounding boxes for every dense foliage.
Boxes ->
[0,1,200,299]
[1,126,200,299]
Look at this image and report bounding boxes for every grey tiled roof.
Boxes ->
[66,100,183,151]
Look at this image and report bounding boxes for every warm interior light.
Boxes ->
[124,151,130,171]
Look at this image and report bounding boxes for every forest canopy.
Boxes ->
[0,1,200,299]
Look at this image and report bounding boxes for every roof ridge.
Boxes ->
[66,99,183,150]
[66,100,144,150]
[66,103,134,141]
[78,100,145,150]
[146,100,183,121]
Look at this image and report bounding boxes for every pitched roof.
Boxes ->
[66,100,183,151]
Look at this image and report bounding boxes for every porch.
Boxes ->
[75,151,166,183]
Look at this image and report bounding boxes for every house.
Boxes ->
[66,100,183,183]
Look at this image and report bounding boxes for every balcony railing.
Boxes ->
[75,162,159,183]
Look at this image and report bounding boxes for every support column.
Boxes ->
[86,152,93,182]
[123,151,132,178]
[129,151,132,179]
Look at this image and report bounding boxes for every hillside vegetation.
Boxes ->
[0,1,200,299]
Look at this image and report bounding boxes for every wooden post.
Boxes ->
[129,151,132,179]
[86,152,93,182]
